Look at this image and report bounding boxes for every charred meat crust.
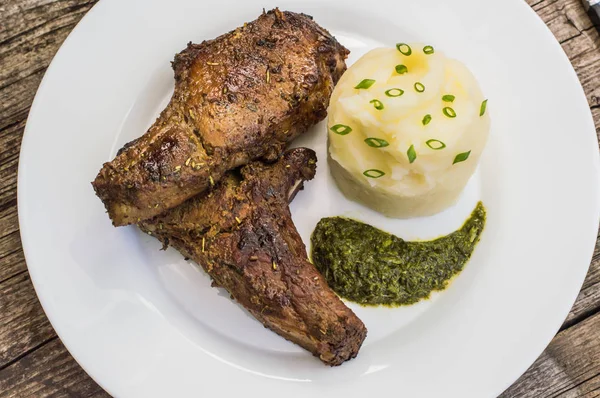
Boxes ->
[92,9,349,226]
[139,148,367,366]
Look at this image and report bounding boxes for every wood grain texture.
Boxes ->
[0,1,100,396]
[0,231,25,284]
[501,312,600,397]
[0,273,55,369]
[0,0,598,397]
[0,0,97,131]
[563,228,600,329]
[0,337,110,398]
[0,119,23,213]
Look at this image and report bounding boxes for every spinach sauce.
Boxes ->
[311,202,486,306]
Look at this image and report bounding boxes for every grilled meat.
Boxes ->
[92,9,349,226]
[139,148,367,365]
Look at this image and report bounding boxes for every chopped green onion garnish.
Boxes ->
[396,43,412,56]
[363,169,386,178]
[480,99,488,116]
[385,88,404,97]
[395,64,408,75]
[442,95,455,103]
[426,139,446,150]
[414,82,425,93]
[355,79,376,89]
[453,150,471,164]
[330,124,352,135]
[422,114,432,125]
[443,107,457,118]
[364,137,389,148]
[423,45,435,55]
[407,144,417,163]
[370,99,384,110]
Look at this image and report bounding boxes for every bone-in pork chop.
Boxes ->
[92,9,349,225]
[139,148,367,365]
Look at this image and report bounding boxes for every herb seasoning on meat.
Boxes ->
[311,202,486,306]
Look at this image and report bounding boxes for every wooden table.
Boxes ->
[0,1,599,396]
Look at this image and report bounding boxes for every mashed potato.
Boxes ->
[328,43,490,218]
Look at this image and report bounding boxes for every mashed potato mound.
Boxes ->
[328,43,490,218]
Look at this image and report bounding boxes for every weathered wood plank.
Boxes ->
[533,0,593,43]
[501,311,600,397]
[0,70,44,131]
[0,204,19,241]
[556,374,600,397]
[0,1,105,396]
[0,118,24,163]
[0,0,96,50]
[0,0,97,130]
[0,337,110,398]
[562,30,600,107]
[0,272,55,369]
[544,1,600,106]
[528,0,600,108]
[0,119,24,212]
[527,0,546,7]
[0,4,92,90]
[563,228,600,329]
[0,231,26,284]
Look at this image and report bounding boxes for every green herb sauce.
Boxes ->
[311,202,486,306]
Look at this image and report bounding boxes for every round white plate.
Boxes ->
[19,0,600,397]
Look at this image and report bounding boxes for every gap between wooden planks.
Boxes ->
[0,0,599,396]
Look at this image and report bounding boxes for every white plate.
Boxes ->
[18,0,600,397]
